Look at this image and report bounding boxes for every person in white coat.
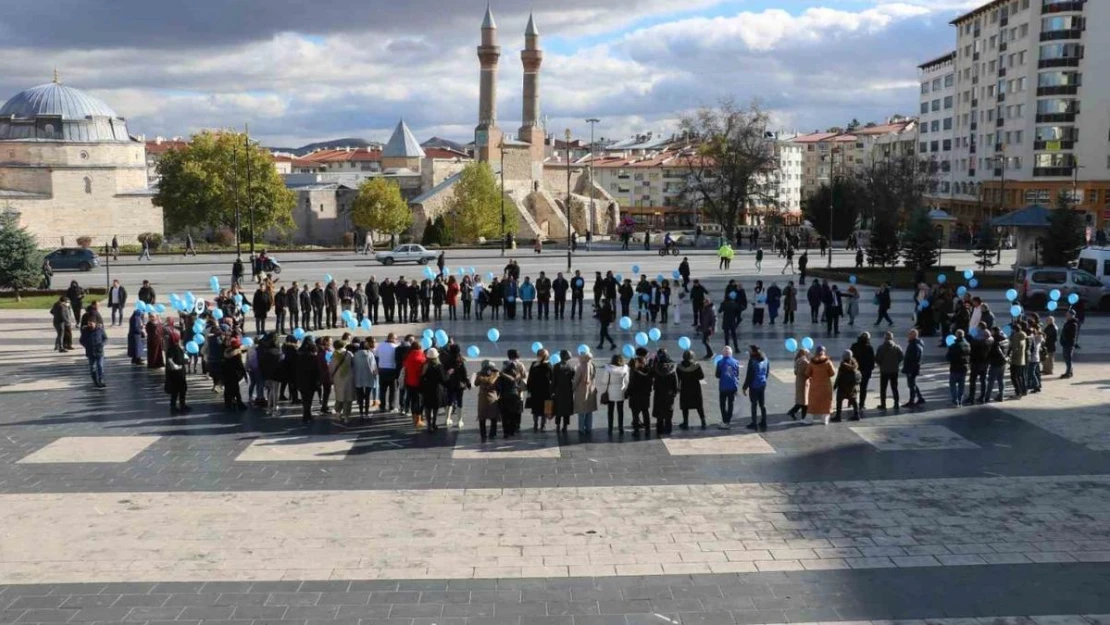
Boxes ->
[601,354,630,436]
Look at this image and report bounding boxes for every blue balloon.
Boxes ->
[443,267,451,276]
[209,276,220,293]
[657,274,665,283]
[325,349,334,363]
[635,332,649,347]
[234,294,243,305]
[469,267,476,274]
[1050,289,1061,301]
[194,333,206,345]
[293,327,306,341]
[678,336,691,350]
[968,278,979,289]
[1010,305,1022,317]
[458,267,466,276]
[919,299,930,310]
[193,322,205,336]
[672,270,681,280]
[957,286,968,297]
[531,341,543,354]
[622,344,635,359]
[937,274,947,284]
[487,272,496,280]
[506,296,515,303]
[325,273,333,283]
[342,310,353,321]
[423,328,434,339]
[631,265,640,274]
[135,301,146,314]
[849,275,857,284]
[347,318,357,330]
[1005,289,1018,302]
[420,337,433,350]
[155,304,166,314]
[435,330,449,347]
[213,309,224,320]
[549,353,561,366]
[577,344,590,355]
[729,291,737,300]
[801,337,815,351]
[648,328,662,342]
[713,354,723,366]
[240,304,251,314]
[487,328,500,343]
[1002,324,1012,337]
[242,337,255,348]
[1047,300,1058,311]
[945,335,956,347]
[785,338,798,353]
[185,341,199,355]
[963,269,974,280]
[361,318,372,331]
[619,316,632,330]
[467,345,481,359]
[614,273,624,283]
[1068,293,1079,305]
[640,293,650,303]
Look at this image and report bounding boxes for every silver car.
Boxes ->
[374,244,439,266]
[1014,265,1110,311]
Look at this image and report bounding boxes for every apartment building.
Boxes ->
[919,52,959,205]
[944,0,1110,226]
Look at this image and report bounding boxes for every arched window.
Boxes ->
[83,177,92,194]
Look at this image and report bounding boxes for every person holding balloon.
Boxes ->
[1060,309,1078,378]
[145,313,165,370]
[526,349,554,431]
[164,330,190,413]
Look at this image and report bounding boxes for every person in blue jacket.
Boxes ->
[742,344,770,431]
[715,346,741,429]
[79,316,108,388]
[519,277,537,320]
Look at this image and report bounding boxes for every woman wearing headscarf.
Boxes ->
[222,337,247,410]
[805,345,836,425]
[127,307,146,365]
[676,350,705,429]
[833,349,861,422]
[527,349,554,431]
[541,350,571,434]
[573,348,598,434]
[475,361,501,440]
[164,330,189,414]
[329,339,356,423]
[420,348,448,432]
[443,343,471,428]
[146,314,165,369]
[651,349,679,435]
[353,338,378,419]
[786,348,811,423]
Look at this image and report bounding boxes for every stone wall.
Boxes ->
[287,188,355,246]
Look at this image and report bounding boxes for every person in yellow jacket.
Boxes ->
[718,244,734,270]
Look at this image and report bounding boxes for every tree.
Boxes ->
[867,210,901,268]
[420,218,439,246]
[0,214,44,300]
[974,226,998,272]
[901,207,939,269]
[155,130,295,239]
[678,98,778,241]
[803,179,864,241]
[1041,192,1086,266]
[447,162,503,242]
[434,215,454,246]
[350,177,412,236]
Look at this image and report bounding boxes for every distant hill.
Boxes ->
[268,138,383,156]
[421,136,467,153]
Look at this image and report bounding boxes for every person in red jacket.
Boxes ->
[446,277,461,321]
[403,346,428,428]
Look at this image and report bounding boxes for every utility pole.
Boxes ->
[232,129,241,259]
[565,129,572,272]
[499,138,506,256]
[827,148,837,268]
[586,117,600,246]
[246,123,255,256]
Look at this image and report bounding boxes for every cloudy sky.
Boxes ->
[0,0,980,148]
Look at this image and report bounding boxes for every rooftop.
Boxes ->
[382,119,425,159]
[950,0,1009,26]
[919,51,958,70]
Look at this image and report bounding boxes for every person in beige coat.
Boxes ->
[805,345,836,425]
[328,340,356,423]
[787,348,810,423]
[475,361,501,441]
[573,350,598,434]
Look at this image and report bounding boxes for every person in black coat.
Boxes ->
[274,286,287,334]
[420,349,449,432]
[627,349,653,433]
[850,332,875,409]
[408,280,421,322]
[257,333,283,415]
[252,287,273,335]
[395,278,409,322]
[297,284,311,330]
[651,350,679,435]
[310,283,325,330]
[618,280,634,318]
[527,351,554,432]
[296,339,320,422]
[138,280,157,305]
[66,281,85,324]
[164,333,189,414]
[380,278,395,323]
[366,277,381,324]
[222,340,247,410]
[279,334,300,403]
[324,281,339,329]
[676,350,705,429]
[552,351,575,432]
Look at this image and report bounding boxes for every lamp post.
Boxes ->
[232,129,241,259]
[245,124,256,257]
[499,137,506,257]
[827,147,838,268]
[586,117,600,247]
[565,128,572,272]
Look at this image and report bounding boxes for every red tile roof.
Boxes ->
[145,139,189,155]
[792,132,841,143]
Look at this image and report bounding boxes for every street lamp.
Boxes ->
[245,124,256,257]
[565,128,572,272]
[586,117,600,248]
[232,128,241,259]
[499,137,507,257]
[827,147,838,268]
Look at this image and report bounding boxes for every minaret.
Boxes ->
[518,12,545,162]
[475,3,502,164]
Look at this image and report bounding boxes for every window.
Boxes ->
[1035,153,1076,168]
[1040,43,1082,61]
[931,120,940,132]
[1032,270,1067,285]
[1019,23,1028,38]
[920,142,928,153]
[921,83,929,94]
[943,118,953,131]
[1036,126,1078,141]
[1038,71,1082,87]
[944,95,954,109]
[943,139,953,151]
[931,99,941,112]
[1037,98,1079,114]
[931,141,939,152]
[921,102,929,114]
[932,78,942,90]
[945,73,955,87]
[1042,15,1083,32]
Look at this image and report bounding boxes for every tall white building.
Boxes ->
[919,52,959,204]
[942,0,1109,227]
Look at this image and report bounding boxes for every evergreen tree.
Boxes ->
[421,218,439,246]
[974,226,998,272]
[1041,193,1086,266]
[900,207,939,269]
[867,210,901,268]
[434,215,454,246]
[0,214,45,300]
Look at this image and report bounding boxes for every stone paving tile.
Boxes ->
[16,436,161,464]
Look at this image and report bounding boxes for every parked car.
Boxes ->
[1076,247,1110,287]
[45,247,100,272]
[1014,265,1110,311]
[373,244,439,266]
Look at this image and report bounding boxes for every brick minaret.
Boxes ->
[518,13,544,162]
[475,4,502,164]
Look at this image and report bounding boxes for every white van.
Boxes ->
[1076,247,1110,286]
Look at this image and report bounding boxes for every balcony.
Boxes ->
[1039,57,1081,68]
[1034,167,1075,177]
[1037,85,1080,96]
[1042,1,1086,14]
[1036,112,1078,123]
[1034,139,1076,150]
[1041,29,1084,41]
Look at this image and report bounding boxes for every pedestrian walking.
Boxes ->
[699,300,717,359]
[78,315,107,388]
[596,298,617,350]
[165,331,190,413]
[903,329,925,406]
[874,283,894,327]
[786,348,810,423]
[832,350,861,422]
[1060,310,1078,378]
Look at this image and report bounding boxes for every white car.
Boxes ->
[374,244,439,266]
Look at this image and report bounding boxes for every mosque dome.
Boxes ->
[0,78,132,142]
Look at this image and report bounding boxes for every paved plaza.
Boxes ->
[2,248,1110,624]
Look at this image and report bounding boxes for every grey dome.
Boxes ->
[0,82,131,143]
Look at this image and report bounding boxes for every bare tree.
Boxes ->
[678,98,779,241]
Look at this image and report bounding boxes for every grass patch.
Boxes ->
[0,294,63,310]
